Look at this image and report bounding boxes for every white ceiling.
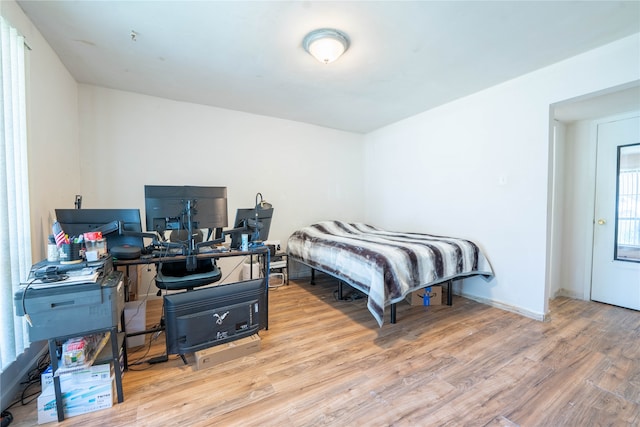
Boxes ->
[16,1,640,133]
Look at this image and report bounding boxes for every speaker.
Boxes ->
[110,245,141,260]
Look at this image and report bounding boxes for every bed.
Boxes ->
[287,221,494,326]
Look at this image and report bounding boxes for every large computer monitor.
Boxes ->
[55,208,144,250]
[144,185,228,234]
[230,207,274,249]
[164,277,266,355]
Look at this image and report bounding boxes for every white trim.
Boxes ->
[457,290,550,322]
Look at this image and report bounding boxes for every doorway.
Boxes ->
[550,83,640,309]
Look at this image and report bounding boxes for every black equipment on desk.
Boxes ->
[144,185,227,292]
[27,255,113,281]
[144,185,227,236]
[55,208,145,251]
[56,208,158,260]
[228,207,273,250]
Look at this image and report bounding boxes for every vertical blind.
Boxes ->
[0,16,32,372]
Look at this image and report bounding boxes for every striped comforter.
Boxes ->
[287,221,494,326]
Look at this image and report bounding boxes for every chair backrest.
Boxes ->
[168,229,203,245]
[160,258,215,277]
[159,228,216,277]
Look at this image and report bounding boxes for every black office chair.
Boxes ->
[155,230,222,293]
[151,229,222,364]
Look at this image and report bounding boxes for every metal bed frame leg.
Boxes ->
[305,262,456,326]
[390,279,452,325]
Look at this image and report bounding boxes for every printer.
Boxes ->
[14,256,124,342]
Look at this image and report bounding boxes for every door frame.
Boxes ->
[548,83,640,310]
[548,109,639,304]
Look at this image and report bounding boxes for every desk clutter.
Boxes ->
[49,218,258,265]
[49,222,107,264]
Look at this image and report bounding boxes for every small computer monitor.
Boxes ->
[144,185,228,234]
[55,209,144,250]
[230,207,273,249]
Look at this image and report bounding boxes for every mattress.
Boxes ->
[287,221,494,326]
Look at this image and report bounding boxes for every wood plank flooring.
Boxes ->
[7,274,640,426]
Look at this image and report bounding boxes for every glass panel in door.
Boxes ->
[616,143,640,262]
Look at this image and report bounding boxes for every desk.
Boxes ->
[114,246,271,329]
[114,246,270,266]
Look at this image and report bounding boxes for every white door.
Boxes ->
[591,114,640,310]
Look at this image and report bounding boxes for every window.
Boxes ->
[616,144,640,262]
[0,16,32,372]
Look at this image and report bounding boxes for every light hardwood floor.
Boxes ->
[7,274,640,426]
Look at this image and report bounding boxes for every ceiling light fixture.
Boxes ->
[303,28,350,64]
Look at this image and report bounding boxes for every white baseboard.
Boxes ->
[553,288,585,300]
[456,290,550,322]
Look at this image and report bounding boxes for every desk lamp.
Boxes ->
[253,193,272,242]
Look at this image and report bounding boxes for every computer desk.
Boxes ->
[113,245,271,329]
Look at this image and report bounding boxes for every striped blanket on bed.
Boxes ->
[287,221,494,326]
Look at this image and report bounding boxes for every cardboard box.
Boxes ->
[41,363,112,390]
[124,300,147,348]
[407,285,442,306]
[37,374,114,424]
[195,334,261,371]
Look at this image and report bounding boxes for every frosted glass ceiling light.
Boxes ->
[303,28,350,64]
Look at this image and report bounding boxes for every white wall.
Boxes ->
[77,85,365,282]
[1,1,80,262]
[557,120,597,300]
[1,0,79,410]
[363,34,640,320]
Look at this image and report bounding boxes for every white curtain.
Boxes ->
[0,16,32,373]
